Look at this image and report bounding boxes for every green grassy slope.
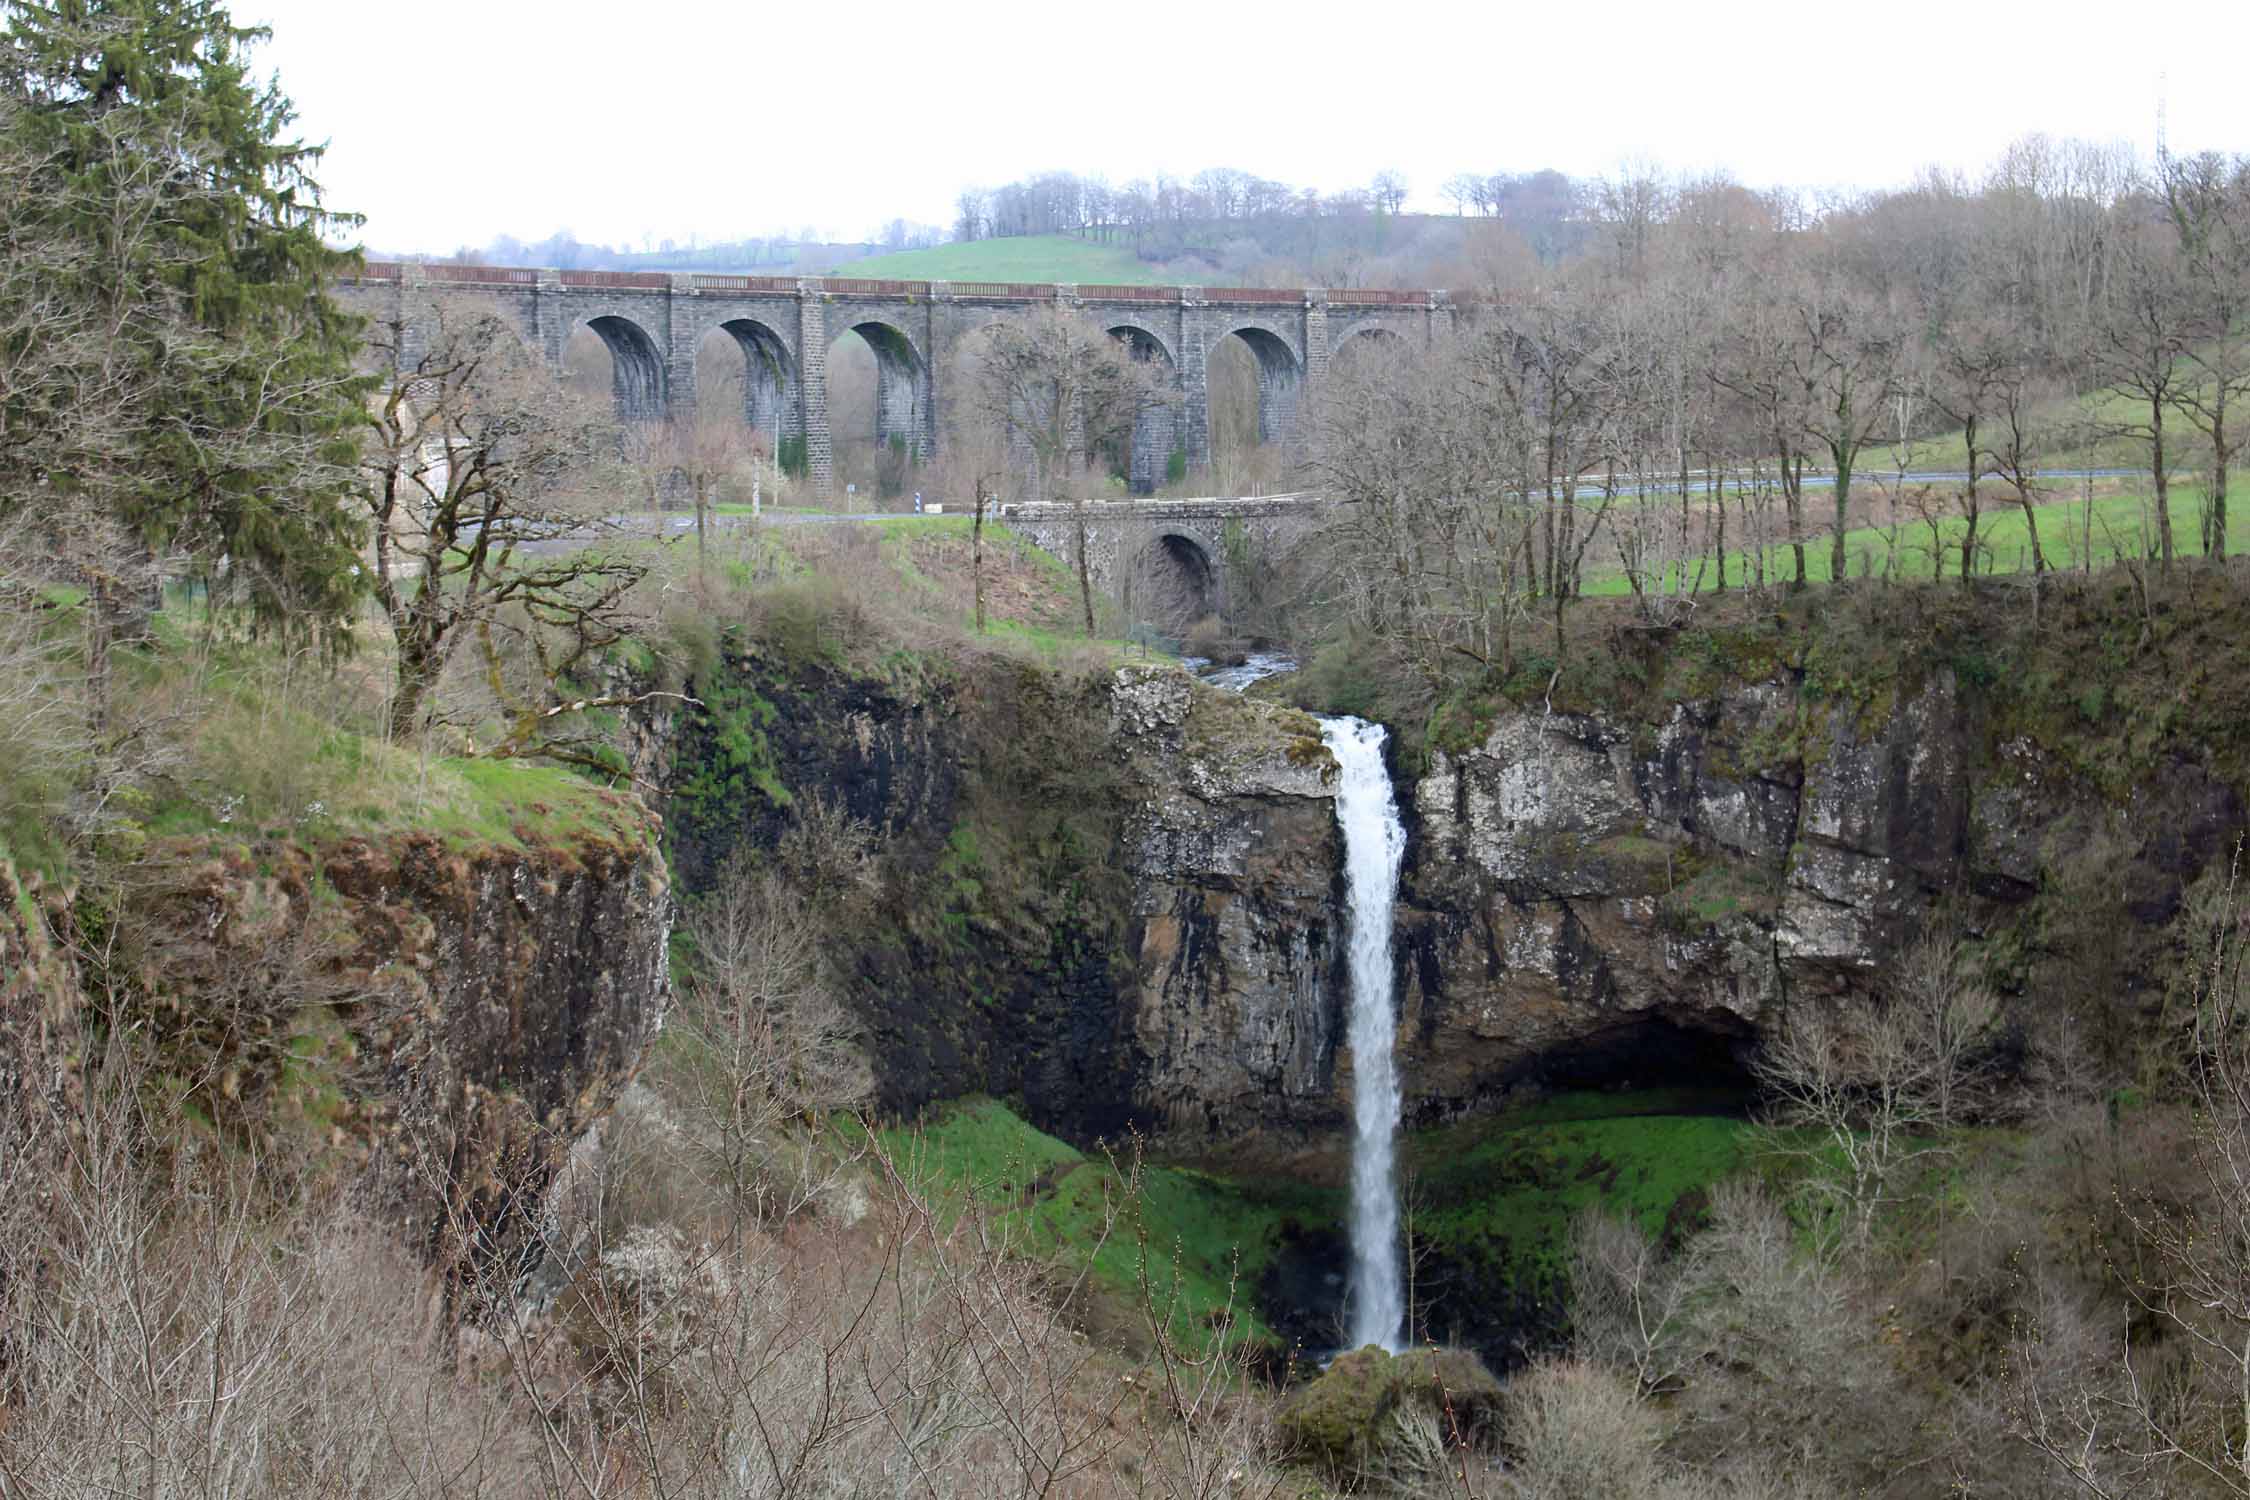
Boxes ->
[815,235,1198,286]
[884,1091,1757,1356]
[1582,481,2234,596]
[1405,1093,1758,1292]
[878,1099,1331,1353]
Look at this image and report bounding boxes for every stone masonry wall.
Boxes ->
[337,268,1457,501]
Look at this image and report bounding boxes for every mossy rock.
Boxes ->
[1277,1344,1504,1475]
[1278,1346,1401,1472]
[1391,1346,1504,1442]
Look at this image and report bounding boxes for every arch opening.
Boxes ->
[1107,326,1178,496]
[829,320,928,504]
[564,314,666,425]
[697,319,797,465]
[1219,327,1301,443]
[1332,325,1406,380]
[1206,326,1301,495]
[1121,531,1220,637]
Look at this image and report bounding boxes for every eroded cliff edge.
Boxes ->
[1,792,671,1275]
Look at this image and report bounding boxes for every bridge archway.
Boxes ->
[569,314,666,424]
[1332,324,1406,375]
[1209,325,1302,445]
[1122,531,1221,632]
[832,318,929,460]
[1108,324,1177,495]
[703,318,797,455]
[1200,324,1301,492]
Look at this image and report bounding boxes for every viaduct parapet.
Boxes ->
[336,264,1452,500]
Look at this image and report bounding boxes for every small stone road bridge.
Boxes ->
[338,263,1455,500]
[1000,493,1331,620]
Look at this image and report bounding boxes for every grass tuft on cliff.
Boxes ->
[5,588,653,893]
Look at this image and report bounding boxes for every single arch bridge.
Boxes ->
[1001,493,1331,621]
[338,263,1452,499]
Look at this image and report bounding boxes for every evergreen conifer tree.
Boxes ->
[0,0,369,634]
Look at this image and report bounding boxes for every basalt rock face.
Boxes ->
[0,817,671,1278]
[667,624,2247,1145]
[1392,663,2242,1123]
[662,649,1346,1142]
[1110,667,1346,1135]
[311,827,671,1267]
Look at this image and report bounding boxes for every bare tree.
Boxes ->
[1370,169,1410,216]
[672,846,873,1233]
[1754,932,2000,1262]
[1712,267,1818,590]
[1568,1209,1710,1396]
[647,411,763,594]
[966,306,1177,634]
[928,345,1014,634]
[1792,249,1908,584]
[0,1021,528,1498]
[2024,860,2250,1498]
[2093,203,2194,573]
[2163,150,2250,563]
[358,298,657,759]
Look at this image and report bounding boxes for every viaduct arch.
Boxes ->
[337,265,1454,500]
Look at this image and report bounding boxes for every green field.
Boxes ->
[816,234,1197,287]
[1583,480,2234,596]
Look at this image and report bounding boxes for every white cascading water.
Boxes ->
[1319,715,1408,1352]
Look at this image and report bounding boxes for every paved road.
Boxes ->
[524,471,2155,555]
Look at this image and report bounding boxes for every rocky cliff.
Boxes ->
[666,583,2250,1146]
[661,644,1347,1141]
[1110,666,1343,1134]
[0,795,671,1280]
[1386,584,2249,1123]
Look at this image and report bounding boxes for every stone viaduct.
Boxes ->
[338,262,1454,499]
[1000,493,1331,621]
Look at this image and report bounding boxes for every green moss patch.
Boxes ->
[879,1098,1337,1355]
[1405,1096,1758,1307]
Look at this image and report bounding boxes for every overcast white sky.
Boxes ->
[237,0,2249,256]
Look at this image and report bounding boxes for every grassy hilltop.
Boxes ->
[815,234,1201,286]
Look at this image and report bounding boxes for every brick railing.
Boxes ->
[558,268,669,289]
[1328,288,1433,306]
[948,281,1060,300]
[425,263,539,284]
[1202,287,1305,304]
[1077,284,1178,301]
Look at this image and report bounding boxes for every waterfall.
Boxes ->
[1320,715,1408,1352]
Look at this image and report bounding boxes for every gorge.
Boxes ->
[609,561,2250,1365]
[11,529,2250,1485]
